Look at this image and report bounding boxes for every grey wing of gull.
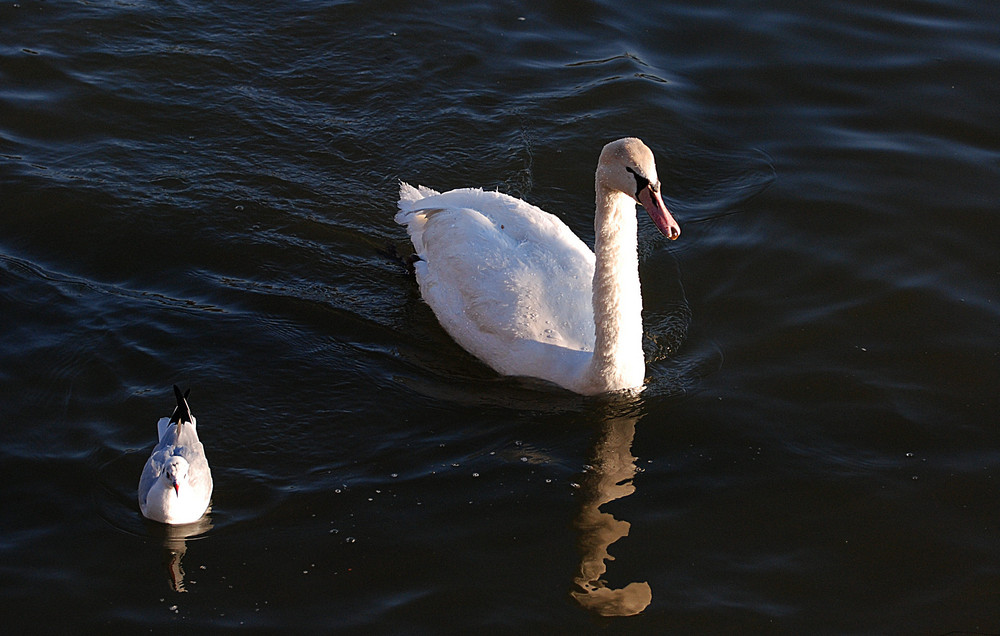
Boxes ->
[179,439,213,500]
[138,448,167,506]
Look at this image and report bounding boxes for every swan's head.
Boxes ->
[164,456,190,496]
[598,138,680,240]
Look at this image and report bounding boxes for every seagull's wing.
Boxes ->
[178,440,213,499]
[156,417,172,442]
[138,448,169,506]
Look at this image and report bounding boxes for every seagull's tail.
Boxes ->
[170,384,193,430]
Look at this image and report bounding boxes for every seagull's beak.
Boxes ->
[638,183,680,240]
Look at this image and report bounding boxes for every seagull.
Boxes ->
[138,385,213,524]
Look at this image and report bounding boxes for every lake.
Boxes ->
[1,0,998,633]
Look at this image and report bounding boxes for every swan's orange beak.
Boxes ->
[638,185,680,240]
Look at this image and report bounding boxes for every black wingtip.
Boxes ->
[169,384,193,425]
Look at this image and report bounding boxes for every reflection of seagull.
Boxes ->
[138,386,213,525]
[165,541,187,593]
[572,416,652,616]
[158,516,213,593]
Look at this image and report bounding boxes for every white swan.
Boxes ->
[138,385,213,524]
[395,138,680,395]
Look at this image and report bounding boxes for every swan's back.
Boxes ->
[396,183,597,387]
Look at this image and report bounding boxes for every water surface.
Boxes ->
[1,0,998,633]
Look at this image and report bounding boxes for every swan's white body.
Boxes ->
[138,386,213,524]
[395,138,680,395]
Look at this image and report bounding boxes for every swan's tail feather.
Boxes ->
[396,182,442,227]
[398,182,441,207]
[396,182,421,224]
[398,182,441,209]
[398,181,422,208]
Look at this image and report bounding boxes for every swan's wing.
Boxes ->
[398,187,597,380]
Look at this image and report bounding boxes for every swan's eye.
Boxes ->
[625,166,649,198]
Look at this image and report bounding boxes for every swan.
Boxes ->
[395,138,680,395]
[138,385,213,524]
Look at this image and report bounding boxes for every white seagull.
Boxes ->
[395,137,681,395]
[138,385,213,524]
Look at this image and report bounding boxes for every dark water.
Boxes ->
[2,0,998,632]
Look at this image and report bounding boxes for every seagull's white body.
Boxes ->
[395,138,680,395]
[138,386,213,525]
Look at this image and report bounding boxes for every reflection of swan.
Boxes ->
[395,138,680,395]
[572,413,651,616]
[155,516,213,593]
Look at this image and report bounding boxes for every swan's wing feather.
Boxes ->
[400,187,597,381]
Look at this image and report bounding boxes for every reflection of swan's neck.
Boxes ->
[572,416,651,616]
[586,187,644,392]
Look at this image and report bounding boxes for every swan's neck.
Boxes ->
[585,187,645,392]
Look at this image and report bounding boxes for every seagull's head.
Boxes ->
[164,456,190,496]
